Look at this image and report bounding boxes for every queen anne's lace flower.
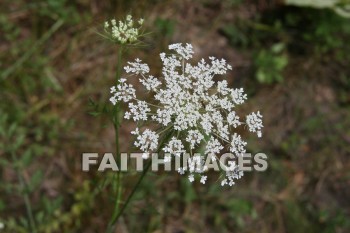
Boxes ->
[200,175,207,184]
[110,43,263,186]
[104,15,144,44]
[168,43,194,60]
[227,111,241,128]
[109,78,135,104]
[246,111,263,138]
[229,133,247,157]
[231,88,247,105]
[131,128,158,158]
[221,161,243,186]
[124,59,150,75]
[188,174,195,182]
[187,155,208,174]
[163,137,185,156]
[124,101,150,121]
[186,130,204,149]
[140,75,161,91]
[205,138,224,156]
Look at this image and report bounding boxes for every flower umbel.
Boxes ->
[104,15,144,45]
[110,43,264,186]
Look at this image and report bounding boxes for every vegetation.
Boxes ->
[0,0,349,232]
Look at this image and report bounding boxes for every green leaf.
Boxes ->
[29,170,44,192]
[21,150,33,167]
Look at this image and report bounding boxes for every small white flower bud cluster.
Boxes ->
[104,15,144,44]
[110,43,263,186]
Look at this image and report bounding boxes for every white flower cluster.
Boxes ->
[246,111,263,138]
[104,15,144,44]
[110,78,135,104]
[221,161,243,186]
[131,128,158,159]
[110,43,263,186]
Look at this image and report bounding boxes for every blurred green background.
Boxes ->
[0,0,350,232]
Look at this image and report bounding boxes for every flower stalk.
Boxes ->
[107,46,124,231]
[102,15,147,233]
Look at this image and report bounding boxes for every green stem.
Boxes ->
[116,160,152,217]
[115,46,124,213]
[106,46,124,233]
[106,131,174,232]
[106,160,152,233]
[11,152,37,233]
